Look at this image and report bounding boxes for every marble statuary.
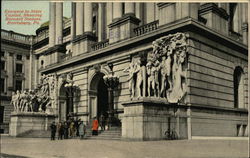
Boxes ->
[124,33,188,103]
[11,74,56,113]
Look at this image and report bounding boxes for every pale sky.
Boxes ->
[1,1,71,35]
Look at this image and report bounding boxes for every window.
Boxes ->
[1,60,5,70]
[1,51,4,57]
[17,54,22,60]
[234,66,244,108]
[15,80,22,91]
[16,64,22,73]
[0,78,5,93]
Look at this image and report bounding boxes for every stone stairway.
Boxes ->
[85,127,122,140]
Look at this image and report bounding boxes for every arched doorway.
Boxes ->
[89,72,109,121]
[59,83,70,121]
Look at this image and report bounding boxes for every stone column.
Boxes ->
[146,3,155,23]
[7,52,14,92]
[187,107,192,139]
[136,3,144,25]
[71,2,76,40]
[49,2,56,47]
[125,3,135,15]
[113,2,123,19]
[76,2,84,36]
[84,2,93,32]
[106,2,113,38]
[55,2,63,45]
[98,3,106,41]
[242,3,248,45]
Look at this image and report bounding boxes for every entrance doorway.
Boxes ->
[89,72,109,121]
[59,83,69,122]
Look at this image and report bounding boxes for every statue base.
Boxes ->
[122,97,188,141]
[9,112,56,137]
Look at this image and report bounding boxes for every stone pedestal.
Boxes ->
[108,14,140,43]
[72,32,96,54]
[122,98,188,141]
[9,112,56,137]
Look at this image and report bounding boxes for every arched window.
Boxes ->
[233,66,244,108]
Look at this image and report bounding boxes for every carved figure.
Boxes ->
[11,92,19,112]
[135,59,143,98]
[123,59,137,99]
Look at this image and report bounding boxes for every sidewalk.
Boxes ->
[1,136,249,158]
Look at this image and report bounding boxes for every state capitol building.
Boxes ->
[0,2,248,140]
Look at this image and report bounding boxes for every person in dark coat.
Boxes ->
[63,121,69,139]
[50,122,56,140]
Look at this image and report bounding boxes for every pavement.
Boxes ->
[0,136,249,158]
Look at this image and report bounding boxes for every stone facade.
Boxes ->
[1,2,248,139]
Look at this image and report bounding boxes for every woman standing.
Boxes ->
[92,117,99,135]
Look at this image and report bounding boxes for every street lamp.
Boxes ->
[103,63,119,128]
[64,81,78,119]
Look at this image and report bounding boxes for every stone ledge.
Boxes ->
[72,32,97,43]
[10,112,56,117]
[109,14,141,28]
[43,44,66,55]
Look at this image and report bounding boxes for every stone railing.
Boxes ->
[91,39,109,51]
[1,29,31,44]
[34,29,49,43]
[134,20,159,36]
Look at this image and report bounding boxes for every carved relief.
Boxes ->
[11,74,57,113]
[124,33,188,103]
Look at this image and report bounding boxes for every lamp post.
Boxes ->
[64,81,78,119]
[103,63,119,128]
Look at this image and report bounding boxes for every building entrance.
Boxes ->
[89,72,109,121]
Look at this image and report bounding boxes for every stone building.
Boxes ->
[1,2,249,139]
[1,30,33,133]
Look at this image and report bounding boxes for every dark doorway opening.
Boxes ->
[97,75,109,120]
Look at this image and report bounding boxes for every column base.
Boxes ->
[72,32,97,55]
[45,44,66,64]
[108,14,140,43]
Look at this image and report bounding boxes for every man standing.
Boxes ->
[50,122,56,140]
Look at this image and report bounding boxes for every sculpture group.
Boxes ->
[124,33,188,103]
[11,74,55,113]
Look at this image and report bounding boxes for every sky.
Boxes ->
[1,1,71,35]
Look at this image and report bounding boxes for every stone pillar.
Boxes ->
[113,2,123,19]
[146,3,155,23]
[76,2,84,36]
[106,3,113,39]
[29,37,34,90]
[136,3,144,25]
[49,2,56,47]
[98,3,106,41]
[71,2,76,56]
[71,2,76,40]
[125,3,135,15]
[242,3,248,45]
[7,52,14,91]
[84,2,93,32]
[55,2,63,45]
[187,107,192,139]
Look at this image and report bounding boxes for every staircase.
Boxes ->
[85,127,121,140]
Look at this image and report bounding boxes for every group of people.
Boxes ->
[50,115,106,140]
[50,119,86,140]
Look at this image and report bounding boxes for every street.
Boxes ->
[0,136,248,158]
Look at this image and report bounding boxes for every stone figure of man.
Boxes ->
[123,59,137,99]
[11,92,18,112]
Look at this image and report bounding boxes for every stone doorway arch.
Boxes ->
[58,82,69,122]
[89,72,109,121]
